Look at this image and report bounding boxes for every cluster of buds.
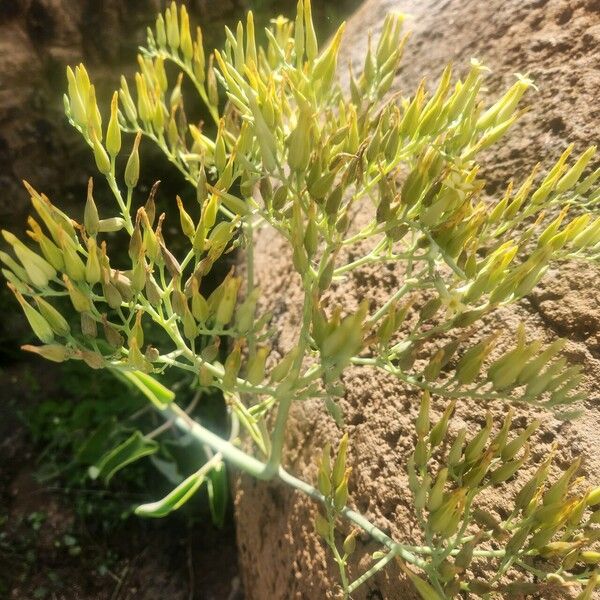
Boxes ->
[404,323,583,410]
[314,434,359,587]
[406,391,600,597]
[3,1,600,598]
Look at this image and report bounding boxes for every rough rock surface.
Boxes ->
[234,1,600,599]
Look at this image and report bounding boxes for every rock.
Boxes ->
[234,1,600,599]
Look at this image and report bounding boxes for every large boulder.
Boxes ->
[234,1,600,598]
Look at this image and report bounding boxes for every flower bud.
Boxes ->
[556,146,596,193]
[32,226,64,273]
[179,5,193,61]
[415,390,430,438]
[246,345,269,386]
[427,467,448,512]
[542,457,581,507]
[464,412,493,464]
[80,311,97,338]
[2,230,56,288]
[85,238,101,285]
[236,287,260,334]
[145,272,162,306]
[429,399,456,448]
[303,0,318,61]
[182,306,197,340]
[92,135,111,175]
[501,420,539,462]
[490,444,530,484]
[9,284,54,343]
[63,274,92,312]
[270,348,298,383]
[102,315,123,348]
[176,196,195,239]
[447,428,466,468]
[84,178,99,235]
[35,296,70,337]
[342,530,357,556]
[333,468,351,511]
[331,433,349,489]
[315,512,329,540]
[106,92,121,158]
[22,343,69,363]
[454,337,494,385]
[165,2,179,51]
[222,342,242,390]
[125,132,142,189]
[215,275,240,327]
[58,230,86,281]
[101,276,122,310]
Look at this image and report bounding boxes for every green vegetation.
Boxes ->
[2,1,599,597]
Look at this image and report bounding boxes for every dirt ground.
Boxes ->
[234,0,600,598]
[0,359,244,600]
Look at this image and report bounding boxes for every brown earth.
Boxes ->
[234,0,600,599]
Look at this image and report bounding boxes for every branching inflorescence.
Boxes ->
[2,2,600,597]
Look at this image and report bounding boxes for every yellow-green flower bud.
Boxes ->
[85,238,102,285]
[270,348,298,382]
[415,390,430,438]
[92,134,111,175]
[333,468,351,511]
[35,296,70,337]
[58,230,86,282]
[342,531,357,556]
[22,343,69,363]
[246,345,269,386]
[155,13,167,48]
[303,0,318,61]
[9,285,54,343]
[179,5,193,61]
[236,287,260,334]
[3,230,56,288]
[125,132,142,189]
[145,272,162,307]
[542,457,581,507]
[165,2,179,51]
[501,419,539,462]
[556,146,596,193]
[223,342,242,390]
[215,275,240,327]
[429,399,456,448]
[464,412,493,464]
[447,428,466,469]
[454,337,494,385]
[332,433,349,488]
[427,467,448,512]
[84,178,99,235]
[106,92,121,158]
[315,512,330,540]
[101,278,122,310]
[176,196,195,239]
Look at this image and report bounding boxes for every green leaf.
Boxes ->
[116,369,175,409]
[135,467,209,518]
[75,418,119,465]
[90,431,158,484]
[207,462,228,528]
[325,397,344,427]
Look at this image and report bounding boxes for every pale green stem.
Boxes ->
[244,220,256,355]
